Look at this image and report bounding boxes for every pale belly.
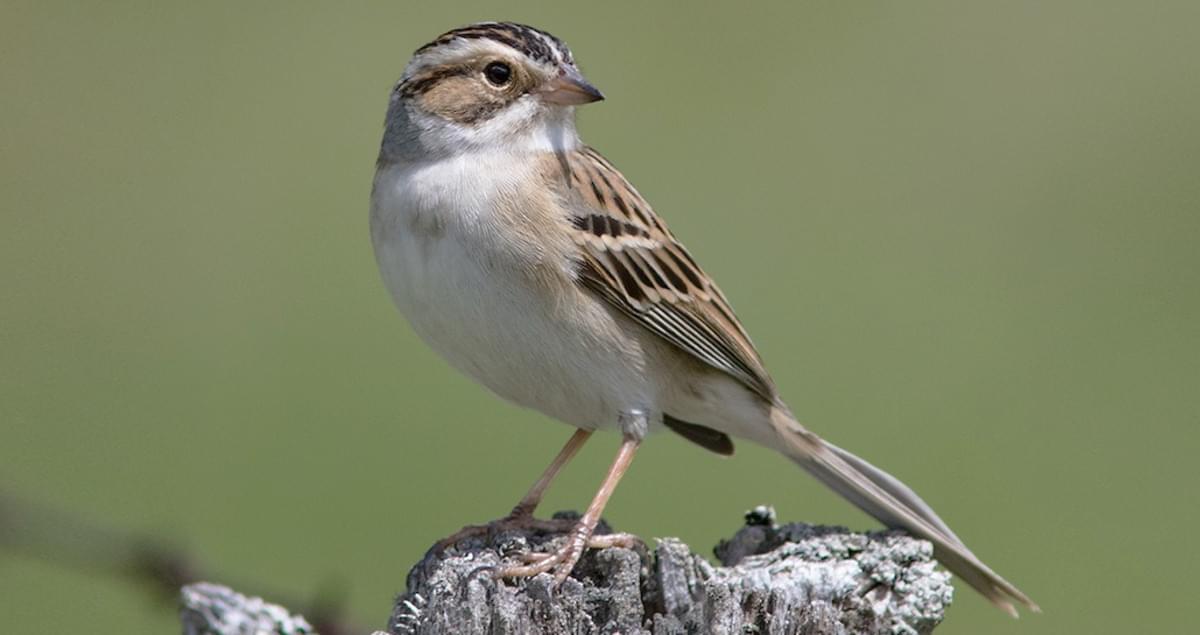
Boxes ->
[371,223,657,432]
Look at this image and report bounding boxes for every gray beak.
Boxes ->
[539,66,604,105]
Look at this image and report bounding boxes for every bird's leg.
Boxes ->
[507,428,593,520]
[498,432,641,583]
[436,429,593,549]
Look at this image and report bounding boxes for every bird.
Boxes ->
[369,21,1038,616]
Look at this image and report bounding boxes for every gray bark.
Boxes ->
[181,507,952,635]
[180,582,315,635]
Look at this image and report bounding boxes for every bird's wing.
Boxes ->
[555,146,776,400]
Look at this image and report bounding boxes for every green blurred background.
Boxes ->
[2,1,1197,633]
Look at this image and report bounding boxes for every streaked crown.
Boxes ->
[415,22,575,68]
[392,22,601,128]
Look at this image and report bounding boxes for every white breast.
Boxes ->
[369,154,656,431]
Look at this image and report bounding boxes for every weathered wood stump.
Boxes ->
[181,507,952,635]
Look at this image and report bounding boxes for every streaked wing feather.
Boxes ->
[562,147,776,399]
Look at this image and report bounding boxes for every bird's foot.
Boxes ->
[434,506,577,552]
[497,523,641,584]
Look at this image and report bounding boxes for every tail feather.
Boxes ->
[769,407,1039,617]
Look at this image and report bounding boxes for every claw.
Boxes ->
[434,523,491,551]
[435,511,579,552]
[496,522,625,583]
[586,532,641,550]
[518,551,554,564]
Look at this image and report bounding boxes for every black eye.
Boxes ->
[483,61,512,86]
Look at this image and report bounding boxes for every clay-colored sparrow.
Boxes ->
[370,22,1037,616]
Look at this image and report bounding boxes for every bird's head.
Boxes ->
[383,22,603,159]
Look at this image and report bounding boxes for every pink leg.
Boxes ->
[498,435,641,583]
[509,428,593,517]
[437,429,593,548]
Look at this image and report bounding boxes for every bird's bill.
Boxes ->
[539,67,604,105]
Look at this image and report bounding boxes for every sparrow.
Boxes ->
[369,21,1038,616]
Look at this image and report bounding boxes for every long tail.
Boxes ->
[769,406,1039,617]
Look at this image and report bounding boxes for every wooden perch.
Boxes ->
[181,582,315,635]
[180,507,952,635]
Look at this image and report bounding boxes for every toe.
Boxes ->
[587,531,642,550]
